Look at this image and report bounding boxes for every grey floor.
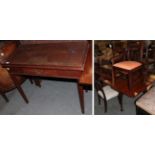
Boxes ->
[0,80,92,115]
[95,91,137,115]
[95,83,155,115]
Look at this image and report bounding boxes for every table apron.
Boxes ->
[8,67,82,80]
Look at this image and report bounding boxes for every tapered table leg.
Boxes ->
[77,83,85,114]
[1,93,9,102]
[10,75,29,104]
[29,78,33,84]
[34,79,41,88]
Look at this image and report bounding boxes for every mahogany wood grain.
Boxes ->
[77,84,84,113]
[4,42,88,70]
[0,41,26,92]
[9,75,29,103]
[79,41,92,85]
[1,41,91,113]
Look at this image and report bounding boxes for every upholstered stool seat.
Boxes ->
[113,61,142,70]
[113,60,144,94]
[136,87,155,114]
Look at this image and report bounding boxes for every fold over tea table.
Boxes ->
[1,41,92,114]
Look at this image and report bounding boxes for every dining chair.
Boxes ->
[112,41,145,93]
[127,40,144,62]
[95,80,123,112]
[145,41,155,74]
[0,41,41,103]
[95,41,128,84]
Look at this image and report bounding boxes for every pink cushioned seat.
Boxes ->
[113,61,142,70]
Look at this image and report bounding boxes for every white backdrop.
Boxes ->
[0,1,155,155]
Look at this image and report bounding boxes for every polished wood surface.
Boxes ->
[95,41,150,98]
[78,41,92,113]
[79,42,92,85]
[19,40,85,45]
[112,77,147,97]
[1,41,91,114]
[112,61,145,97]
[2,41,89,80]
[4,41,88,70]
[0,41,25,92]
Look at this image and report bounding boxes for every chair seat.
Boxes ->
[136,87,155,114]
[100,64,112,70]
[98,85,119,100]
[113,61,142,70]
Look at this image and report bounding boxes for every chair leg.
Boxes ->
[98,95,101,105]
[29,78,42,88]
[10,75,29,104]
[29,78,33,84]
[1,93,9,102]
[103,98,108,113]
[16,86,29,103]
[118,93,123,111]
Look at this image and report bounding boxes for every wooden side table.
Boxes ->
[113,61,145,97]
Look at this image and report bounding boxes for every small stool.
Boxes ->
[113,61,143,90]
[136,87,155,115]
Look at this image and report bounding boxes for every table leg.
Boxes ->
[29,78,41,87]
[10,75,29,104]
[34,79,41,88]
[77,83,85,114]
[1,93,9,102]
[29,78,34,84]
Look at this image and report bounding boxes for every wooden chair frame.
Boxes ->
[95,80,123,113]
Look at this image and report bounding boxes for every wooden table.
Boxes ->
[112,61,146,97]
[98,70,147,98]
[1,41,92,114]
